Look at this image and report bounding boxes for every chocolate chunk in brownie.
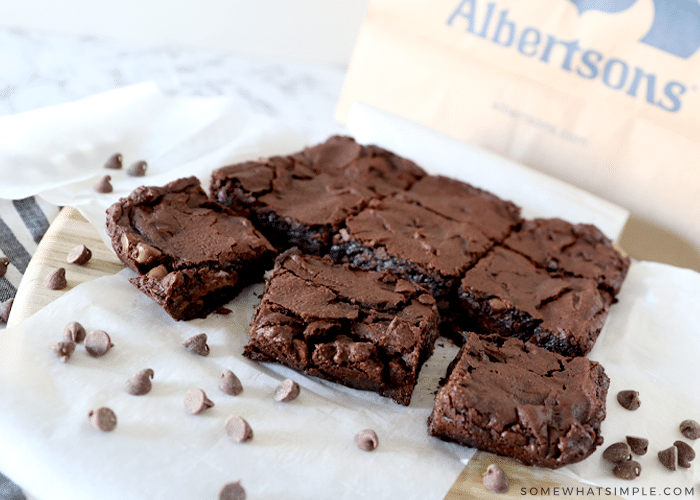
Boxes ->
[209,135,425,255]
[428,333,609,469]
[244,249,439,406]
[458,246,612,357]
[503,218,630,296]
[106,177,275,320]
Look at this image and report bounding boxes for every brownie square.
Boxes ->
[106,176,276,320]
[503,218,630,296]
[428,333,609,469]
[210,135,426,255]
[243,249,439,405]
[458,246,612,356]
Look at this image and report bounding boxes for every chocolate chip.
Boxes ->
[225,416,253,443]
[219,369,243,396]
[680,419,700,440]
[94,175,113,193]
[62,321,86,343]
[66,244,92,265]
[125,368,154,396]
[354,429,379,451]
[613,460,641,480]
[658,445,678,471]
[218,481,246,500]
[0,298,12,323]
[273,378,300,402]
[215,306,232,315]
[184,388,214,414]
[49,340,75,362]
[617,390,641,410]
[88,407,117,432]
[183,333,209,356]
[126,160,147,177]
[104,153,123,170]
[482,464,509,494]
[45,267,67,290]
[602,442,632,463]
[626,436,649,456]
[0,257,9,278]
[85,330,114,357]
[674,441,695,468]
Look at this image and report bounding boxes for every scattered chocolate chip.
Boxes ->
[88,407,117,432]
[219,369,243,396]
[84,330,114,357]
[482,464,509,494]
[680,419,700,440]
[45,267,67,290]
[49,340,76,362]
[66,244,92,265]
[602,442,632,463]
[215,306,232,315]
[184,388,214,414]
[354,429,379,452]
[0,257,9,278]
[225,416,253,443]
[182,333,209,356]
[62,321,86,343]
[126,160,147,177]
[626,436,649,456]
[94,175,113,193]
[613,460,642,480]
[0,298,12,323]
[674,441,695,468]
[273,378,300,402]
[125,368,154,396]
[617,390,641,411]
[658,445,678,471]
[104,153,123,170]
[218,481,246,500]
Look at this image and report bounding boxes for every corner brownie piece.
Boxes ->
[428,333,609,469]
[244,249,439,405]
[503,218,630,296]
[210,135,425,255]
[106,177,276,320]
[458,246,612,356]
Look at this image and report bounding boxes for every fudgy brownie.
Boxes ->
[428,333,609,469]
[106,177,276,320]
[503,218,630,296]
[458,246,612,357]
[243,249,439,405]
[209,135,426,255]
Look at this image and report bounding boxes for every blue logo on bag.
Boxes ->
[570,0,700,59]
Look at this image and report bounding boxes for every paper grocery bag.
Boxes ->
[337,0,700,250]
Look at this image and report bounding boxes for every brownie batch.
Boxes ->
[106,135,630,469]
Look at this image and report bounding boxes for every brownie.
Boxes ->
[503,218,630,296]
[458,246,612,357]
[106,176,276,320]
[243,249,439,405]
[427,333,609,469]
[210,135,426,255]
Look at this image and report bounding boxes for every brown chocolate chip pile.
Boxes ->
[617,390,641,410]
[0,257,9,278]
[127,160,147,177]
[85,330,114,357]
[218,481,246,500]
[49,340,76,363]
[273,378,300,402]
[94,175,113,194]
[680,419,700,440]
[125,369,154,396]
[354,429,378,452]
[184,388,214,414]
[183,333,209,356]
[62,321,86,343]
[66,244,92,265]
[225,416,253,443]
[0,298,12,323]
[104,153,123,170]
[45,267,67,290]
[482,464,509,494]
[219,369,243,396]
[88,407,117,432]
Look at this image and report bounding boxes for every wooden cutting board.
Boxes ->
[8,206,620,500]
